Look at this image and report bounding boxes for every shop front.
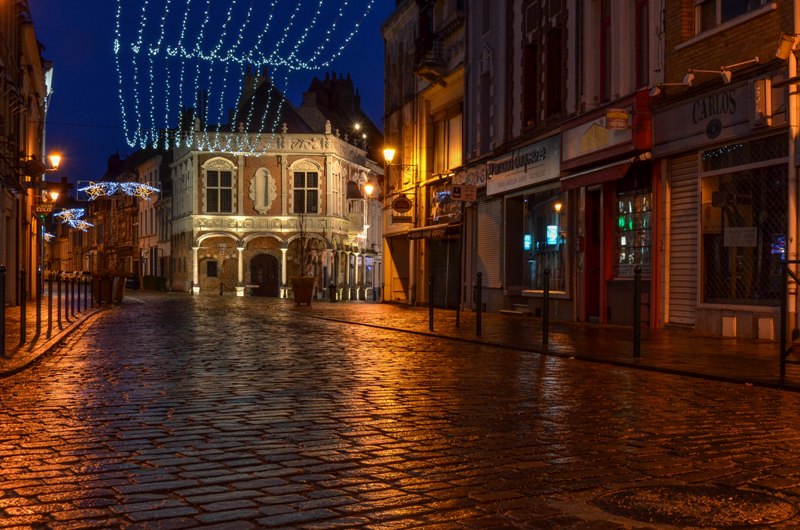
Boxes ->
[483,134,568,316]
[560,89,655,326]
[410,178,462,309]
[654,70,789,339]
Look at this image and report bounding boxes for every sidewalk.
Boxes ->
[289,300,800,391]
[1,290,106,377]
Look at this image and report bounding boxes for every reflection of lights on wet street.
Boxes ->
[1,294,800,527]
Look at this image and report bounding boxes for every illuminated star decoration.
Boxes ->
[43,232,55,242]
[78,182,160,201]
[114,0,375,153]
[53,208,94,232]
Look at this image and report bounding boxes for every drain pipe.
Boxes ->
[791,0,799,334]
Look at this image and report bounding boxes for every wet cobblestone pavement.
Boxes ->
[3,293,800,528]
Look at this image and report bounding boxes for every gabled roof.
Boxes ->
[227,70,313,134]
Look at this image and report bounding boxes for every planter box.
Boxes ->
[290,276,315,305]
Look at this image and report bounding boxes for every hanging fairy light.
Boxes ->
[43,232,55,242]
[114,0,375,152]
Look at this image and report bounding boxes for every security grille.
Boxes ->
[701,135,787,172]
[701,164,787,306]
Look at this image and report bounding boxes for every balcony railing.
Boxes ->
[413,37,445,78]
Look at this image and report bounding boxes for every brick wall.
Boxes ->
[665,1,793,84]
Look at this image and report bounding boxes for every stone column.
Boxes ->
[354,251,361,299]
[236,246,245,297]
[280,247,288,298]
[191,246,200,295]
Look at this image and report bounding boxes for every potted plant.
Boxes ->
[290,213,315,305]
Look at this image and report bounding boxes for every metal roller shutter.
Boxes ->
[477,198,502,288]
[668,154,698,326]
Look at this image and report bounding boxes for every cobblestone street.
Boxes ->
[2,293,800,529]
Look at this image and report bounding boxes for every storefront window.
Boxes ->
[700,136,787,306]
[614,186,652,277]
[428,182,460,225]
[701,165,787,305]
[523,189,567,292]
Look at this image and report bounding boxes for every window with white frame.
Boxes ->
[293,170,319,214]
[204,159,235,213]
[694,0,769,34]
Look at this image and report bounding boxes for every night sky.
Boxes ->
[29,1,393,188]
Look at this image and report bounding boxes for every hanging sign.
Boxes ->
[391,194,413,213]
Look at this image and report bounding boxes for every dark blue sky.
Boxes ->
[29,1,393,184]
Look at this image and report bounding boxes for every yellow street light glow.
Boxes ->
[383,147,396,164]
[48,154,61,171]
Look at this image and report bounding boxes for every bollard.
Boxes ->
[71,277,77,317]
[89,277,93,309]
[19,270,27,345]
[329,282,336,302]
[0,265,5,356]
[64,276,71,323]
[428,275,434,332]
[543,268,550,347]
[57,275,63,329]
[372,285,377,302]
[47,275,53,338]
[476,272,483,337]
[633,265,642,358]
[782,261,788,378]
[35,268,42,336]
[83,278,88,311]
[456,294,461,329]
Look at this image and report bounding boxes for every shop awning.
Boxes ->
[407,223,461,240]
[559,160,631,191]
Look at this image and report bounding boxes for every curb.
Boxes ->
[287,308,800,393]
[0,308,108,378]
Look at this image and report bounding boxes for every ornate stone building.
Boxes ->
[171,72,382,299]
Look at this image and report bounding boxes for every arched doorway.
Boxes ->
[250,254,280,296]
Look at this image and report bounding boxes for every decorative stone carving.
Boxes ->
[249,168,277,214]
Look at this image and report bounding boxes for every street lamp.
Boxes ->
[34,176,60,335]
[48,154,61,171]
[382,146,418,214]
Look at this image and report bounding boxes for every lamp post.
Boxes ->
[33,156,60,336]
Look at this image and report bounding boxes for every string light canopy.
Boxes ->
[78,181,160,201]
[53,209,94,232]
[114,0,375,153]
